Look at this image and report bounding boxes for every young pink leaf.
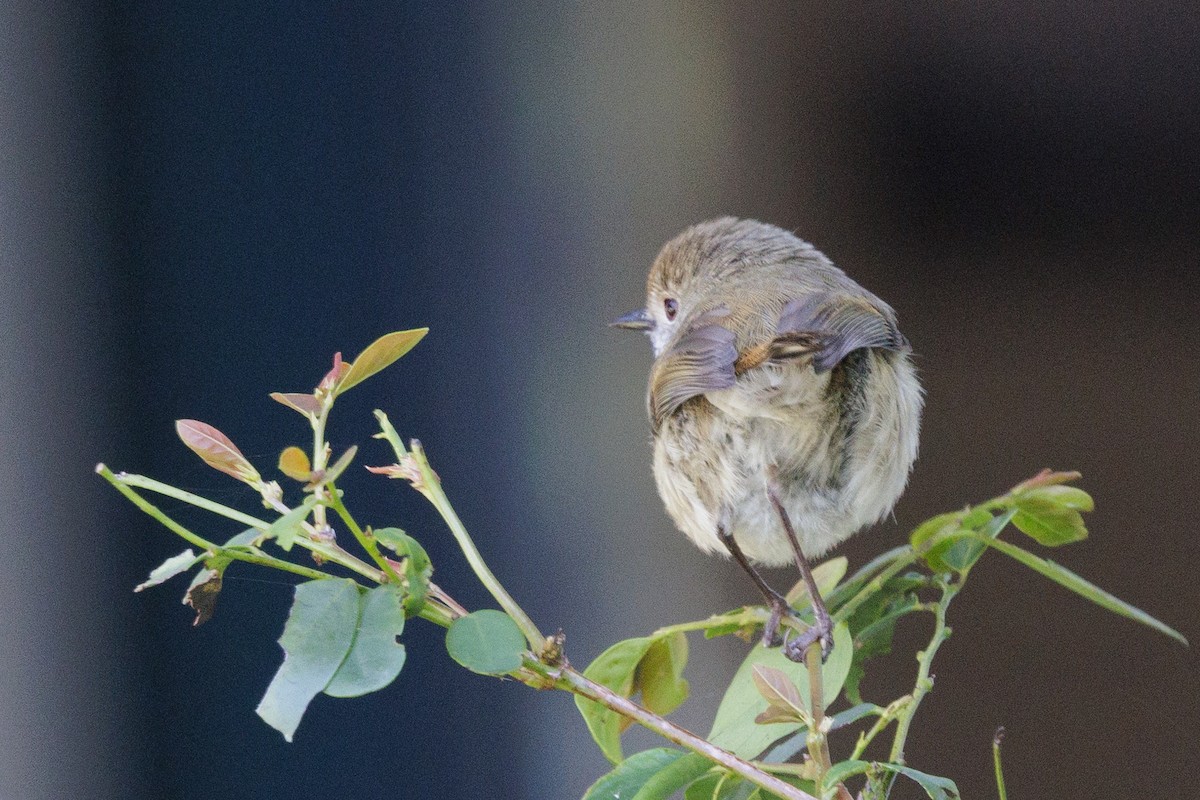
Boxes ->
[270,392,322,416]
[752,665,805,709]
[176,420,261,484]
[1011,469,1082,493]
[317,352,350,392]
[335,328,428,396]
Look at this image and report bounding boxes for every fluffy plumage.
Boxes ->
[626,217,923,566]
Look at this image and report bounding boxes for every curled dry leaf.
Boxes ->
[183,568,223,626]
[176,420,260,484]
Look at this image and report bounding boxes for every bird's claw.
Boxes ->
[760,596,794,649]
[782,617,834,663]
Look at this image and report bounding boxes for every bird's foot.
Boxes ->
[782,613,834,663]
[760,595,795,649]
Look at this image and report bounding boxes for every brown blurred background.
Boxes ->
[2,3,1197,799]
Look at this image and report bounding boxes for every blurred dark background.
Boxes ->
[2,3,1197,798]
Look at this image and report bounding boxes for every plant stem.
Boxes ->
[993,727,1008,800]
[114,472,270,529]
[549,663,819,800]
[652,607,771,638]
[804,643,833,786]
[849,696,910,761]
[310,397,333,529]
[325,486,402,584]
[374,412,544,650]
[97,465,331,582]
[831,548,919,624]
[107,469,384,583]
[887,578,959,766]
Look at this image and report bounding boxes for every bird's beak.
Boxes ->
[609,309,653,331]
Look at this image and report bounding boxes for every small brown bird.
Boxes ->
[613,218,922,660]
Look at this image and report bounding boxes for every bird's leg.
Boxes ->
[766,483,835,662]
[717,522,795,648]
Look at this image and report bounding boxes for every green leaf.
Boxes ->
[977,535,1187,645]
[708,622,852,759]
[909,512,963,550]
[175,419,261,484]
[821,760,870,788]
[842,574,926,705]
[268,497,317,552]
[583,748,692,800]
[684,773,767,800]
[828,702,883,731]
[323,585,406,698]
[223,528,265,548]
[373,527,433,616]
[921,510,1017,573]
[1012,495,1088,546]
[135,548,200,592]
[319,444,358,486]
[335,328,428,396]
[576,636,656,762]
[786,556,848,605]
[878,764,961,800]
[256,579,360,741]
[1022,484,1094,511]
[636,632,690,717]
[683,772,724,800]
[630,752,713,800]
[445,609,527,675]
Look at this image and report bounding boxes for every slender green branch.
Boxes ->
[993,727,1008,800]
[652,607,771,638]
[888,577,959,765]
[543,662,818,800]
[113,472,271,529]
[804,644,832,786]
[374,411,544,650]
[97,465,332,582]
[850,696,911,761]
[831,547,920,625]
[325,485,403,585]
[108,469,384,583]
[309,396,333,529]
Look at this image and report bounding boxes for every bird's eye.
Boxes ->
[664,297,679,321]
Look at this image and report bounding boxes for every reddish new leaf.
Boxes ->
[1011,469,1082,493]
[751,664,808,722]
[317,352,350,392]
[176,420,260,484]
[270,392,322,416]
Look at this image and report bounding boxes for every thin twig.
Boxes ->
[550,663,819,800]
[374,412,545,650]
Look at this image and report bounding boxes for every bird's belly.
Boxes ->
[652,353,920,567]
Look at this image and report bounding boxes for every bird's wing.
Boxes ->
[648,306,738,430]
[767,291,911,373]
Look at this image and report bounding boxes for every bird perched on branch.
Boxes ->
[612,218,922,660]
